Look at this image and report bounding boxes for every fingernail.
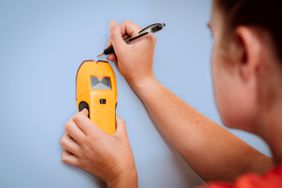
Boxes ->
[81,108,88,115]
[107,56,112,61]
[110,20,117,29]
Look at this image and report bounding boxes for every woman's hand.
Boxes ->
[107,20,156,89]
[60,109,137,187]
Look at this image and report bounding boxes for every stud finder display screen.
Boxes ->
[91,76,111,90]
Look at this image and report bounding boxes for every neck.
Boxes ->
[257,100,282,165]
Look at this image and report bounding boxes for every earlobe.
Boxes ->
[234,26,262,81]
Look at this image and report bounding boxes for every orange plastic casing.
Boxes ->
[76,60,117,134]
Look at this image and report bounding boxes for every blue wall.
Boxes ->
[0,0,270,187]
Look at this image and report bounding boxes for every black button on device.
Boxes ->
[100,98,106,104]
[78,101,90,117]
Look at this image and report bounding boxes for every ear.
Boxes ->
[234,26,262,81]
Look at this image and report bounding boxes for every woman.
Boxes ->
[60,0,282,187]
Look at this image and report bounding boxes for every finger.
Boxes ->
[61,149,80,167]
[110,20,127,54]
[106,30,133,48]
[106,39,111,48]
[72,111,99,135]
[81,108,88,116]
[72,110,91,134]
[111,55,117,63]
[107,54,115,62]
[60,134,81,156]
[114,116,128,137]
[64,119,85,143]
[108,55,117,64]
[119,20,141,37]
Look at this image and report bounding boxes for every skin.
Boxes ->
[61,1,282,187]
[61,110,137,187]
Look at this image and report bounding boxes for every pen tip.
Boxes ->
[97,53,104,57]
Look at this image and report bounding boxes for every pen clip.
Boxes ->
[138,23,166,34]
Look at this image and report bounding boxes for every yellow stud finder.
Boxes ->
[76,60,117,134]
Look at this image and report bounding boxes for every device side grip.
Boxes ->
[78,101,90,118]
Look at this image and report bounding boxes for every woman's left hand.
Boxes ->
[60,109,137,187]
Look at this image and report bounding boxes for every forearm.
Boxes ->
[131,77,273,181]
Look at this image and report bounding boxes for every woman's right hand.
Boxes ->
[107,20,157,89]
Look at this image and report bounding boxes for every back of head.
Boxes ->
[217,0,282,61]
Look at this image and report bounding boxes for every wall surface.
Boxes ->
[0,0,270,187]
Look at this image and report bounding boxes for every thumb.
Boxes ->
[109,20,126,54]
[81,108,89,117]
[114,115,128,137]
